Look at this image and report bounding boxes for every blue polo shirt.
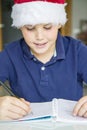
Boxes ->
[0,32,87,102]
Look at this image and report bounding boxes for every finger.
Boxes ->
[1,101,31,120]
[20,99,32,114]
[11,98,30,113]
[77,103,87,117]
[20,98,30,106]
[8,103,30,116]
[83,111,87,118]
[0,106,25,120]
[73,96,87,116]
[7,110,25,120]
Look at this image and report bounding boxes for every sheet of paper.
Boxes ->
[56,99,87,123]
[19,101,52,121]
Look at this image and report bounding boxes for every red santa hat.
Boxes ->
[11,0,67,28]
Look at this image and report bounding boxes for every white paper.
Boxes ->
[19,101,52,121]
[56,99,87,123]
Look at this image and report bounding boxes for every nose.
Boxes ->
[35,28,44,40]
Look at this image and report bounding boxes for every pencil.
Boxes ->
[0,80,18,97]
[0,80,34,116]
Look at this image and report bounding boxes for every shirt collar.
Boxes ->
[56,32,65,60]
[22,32,65,60]
[22,39,34,59]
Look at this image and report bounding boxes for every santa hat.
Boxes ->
[11,0,67,28]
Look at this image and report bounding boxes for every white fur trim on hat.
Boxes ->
[11,1,67,28]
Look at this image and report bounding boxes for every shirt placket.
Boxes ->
[40,66,48,87]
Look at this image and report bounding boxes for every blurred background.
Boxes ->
[0,0,87,96]
[0,0,87,48]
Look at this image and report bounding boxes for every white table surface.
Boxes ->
[0,120,87,130]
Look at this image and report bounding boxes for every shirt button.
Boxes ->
[41,66,45,71]
[33,58,36,61]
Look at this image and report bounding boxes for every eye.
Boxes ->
[44,24,52,30]
[26,27,35,31]
[25,25,35,31]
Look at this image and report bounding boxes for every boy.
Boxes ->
[0,0,87,120]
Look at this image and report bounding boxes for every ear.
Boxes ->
[19,27,22,31]
[58,24,62,29]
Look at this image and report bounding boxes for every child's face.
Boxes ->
[20,23,61,57]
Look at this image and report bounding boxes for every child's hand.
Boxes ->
[0,96,31,120]
[73,96,87,118]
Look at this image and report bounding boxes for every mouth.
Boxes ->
[34,42,47,48]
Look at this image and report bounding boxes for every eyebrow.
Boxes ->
[25,25,34,27]
[25,23,52,27]
[44,23,52,26]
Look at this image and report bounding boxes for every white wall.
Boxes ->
[72,0,87,37]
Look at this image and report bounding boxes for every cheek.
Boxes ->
[47,32,58,41]
[46,29,58,40]
[23,32,33,42]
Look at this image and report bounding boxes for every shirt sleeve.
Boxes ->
[77,41,87,83]
[0,50,11,82]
